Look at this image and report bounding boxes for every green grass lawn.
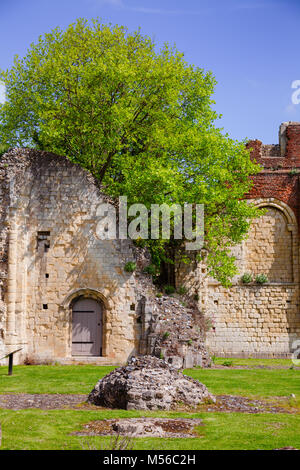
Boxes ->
[0,408,299,450]
[0,364,299,399]
[0,364,115,395]
[185,368,300,399]
[0,361,299,450]
[212,357,296,367]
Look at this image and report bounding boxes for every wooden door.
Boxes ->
[72,298,102,356]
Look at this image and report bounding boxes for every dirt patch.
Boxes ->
[0,393,298,414]
[72,418,204,438]
[197,395,299,414]
[0,394,88,410]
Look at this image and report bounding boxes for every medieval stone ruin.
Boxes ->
[0,122,300,365]
[88,356,215,410]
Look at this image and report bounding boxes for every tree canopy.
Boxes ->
[0,18,261,285]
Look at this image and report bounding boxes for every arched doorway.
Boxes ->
[72,298,103,356]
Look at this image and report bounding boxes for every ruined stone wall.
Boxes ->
[0,148,212,367]
[204,202,299,357]
[205,284,299,357]
[0,149,141,365]
[2,123,300,362]
[0,162,9,360]
[177,202,300,358]
[177,123,300,358]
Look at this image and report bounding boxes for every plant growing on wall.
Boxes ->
[143,264,159,276]
[255,274,269,285]
[124,261,136,273]
[204,316,215,332]
[0,18,262,286]
[0,143,10,157]
[241,273,253,284]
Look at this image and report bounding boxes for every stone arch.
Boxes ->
[244,198,298,283]
[61,288,112,310]
[60,288,112,357]
[252,198,297,228]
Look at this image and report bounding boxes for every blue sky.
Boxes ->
[0,0,299,143]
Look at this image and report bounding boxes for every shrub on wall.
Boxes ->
[124,261,136,273]
[143,264,159,276]
[241,273,253,284]
[255,274,269,284]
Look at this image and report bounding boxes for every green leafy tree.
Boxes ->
[0,143,10,157]
[0,18,262,285]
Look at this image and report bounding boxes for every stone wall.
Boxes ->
[177,123,300,358]
[205,283,299,358]
[177,201,300,358]
[2,122,300,362]
[0,148,211,367]
[244,207,293,283]
[0,156,11,361]
[0,149,140,365]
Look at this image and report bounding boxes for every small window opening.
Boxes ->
[130,303,136,311]
[43,304,48,310]
[45,273,49,279]
[37,231,51,252]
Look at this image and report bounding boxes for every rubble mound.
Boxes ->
[134,271,211,369]
[149,294,211,368]
[88,355,215,410]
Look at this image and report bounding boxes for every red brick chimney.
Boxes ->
[280,122,300,165]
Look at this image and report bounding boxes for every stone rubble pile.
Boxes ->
[149,294,211,368]
[134,265,211,369]
[88,355,215,410]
